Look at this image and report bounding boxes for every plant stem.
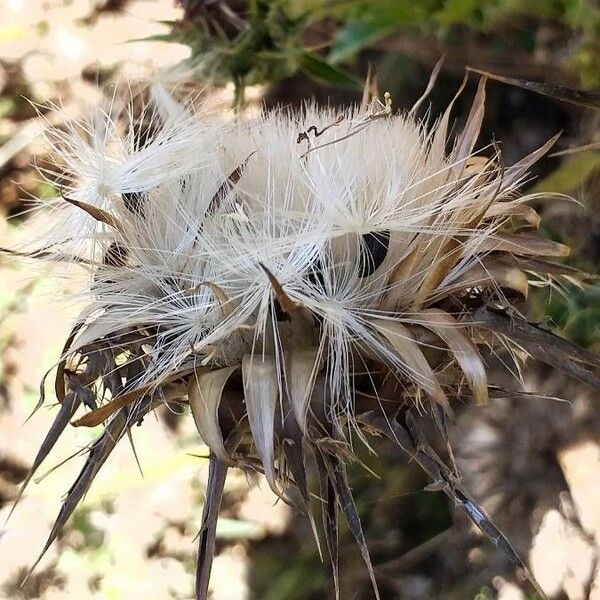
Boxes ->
[233,78,245,113]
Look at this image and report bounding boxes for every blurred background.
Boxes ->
[0,1,599,599]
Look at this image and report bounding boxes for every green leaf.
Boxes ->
[530,150,600,194]
[562,306,600,348]
[436,0,482,26]
[299,53,362,90]
[328,20,392,64]
[328,4,430,64]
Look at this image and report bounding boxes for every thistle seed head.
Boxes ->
[6,76,599,600]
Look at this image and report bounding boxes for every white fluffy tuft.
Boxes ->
[31,87,541,419]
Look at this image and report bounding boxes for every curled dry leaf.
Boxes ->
[472,232,570,257]
[371,318,449,409]
[420,308,489,405]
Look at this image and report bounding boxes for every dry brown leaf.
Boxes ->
[483,201,541,229]
[371,318,449,408]
[442,260,530,300]
[420,308,489,405]
[473,232,570,257]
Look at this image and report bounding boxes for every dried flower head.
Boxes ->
[5,72,600,600]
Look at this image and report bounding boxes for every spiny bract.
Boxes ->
[7,75,598,600]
